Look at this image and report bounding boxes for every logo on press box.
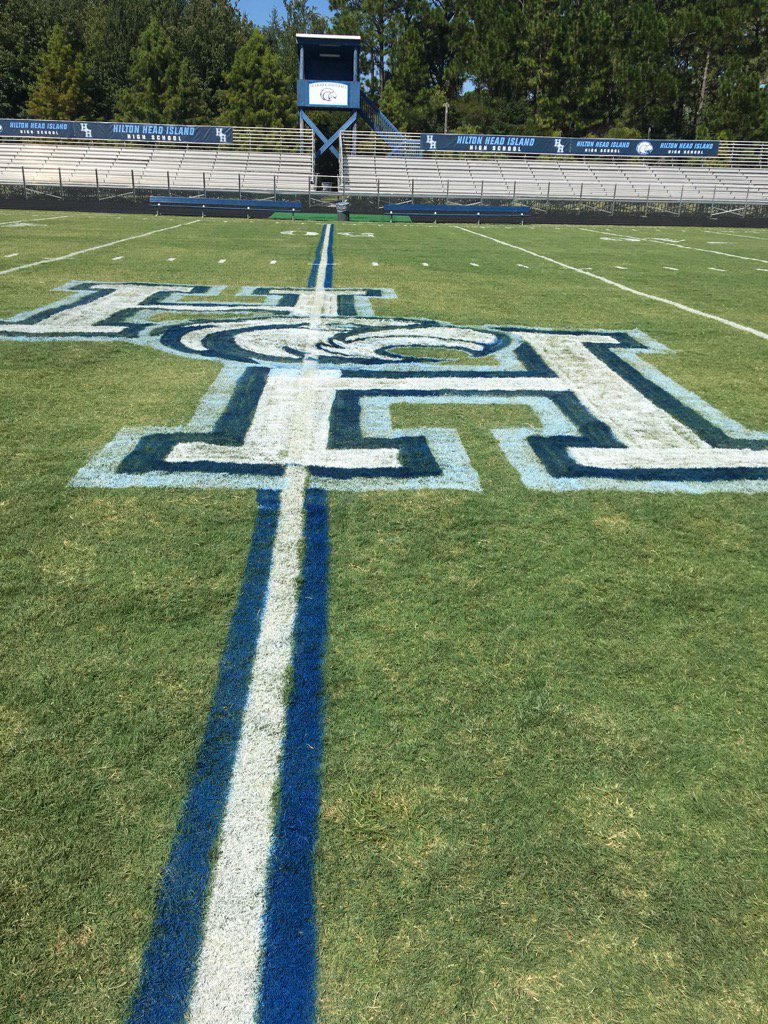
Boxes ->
[308,81,349,106]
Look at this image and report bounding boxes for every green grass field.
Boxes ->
[1,210,767,1023]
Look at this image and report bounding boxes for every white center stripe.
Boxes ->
[186,463,308,1024]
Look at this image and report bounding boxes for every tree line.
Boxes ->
[0,0,766,139]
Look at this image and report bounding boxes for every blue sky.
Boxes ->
[238,0,332,27]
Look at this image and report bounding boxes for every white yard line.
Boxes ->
[187,227,333,1024]
[702,227,768,241]
[457,226,768,342]
[0,213,71,225]
[0,219,198,277]
[579,225,768,266]
[651,238,768,265]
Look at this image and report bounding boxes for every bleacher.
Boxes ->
[0,134,313,196]
[341,135,768,208]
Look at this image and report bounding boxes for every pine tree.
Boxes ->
[216,29,294,127]
[178,0,251,100]
[380,19,446,131]
[116,17,176,121]
[380,0,469,131]
[0,0,55,117]
[164,58,210,122]
[25,23,92,119]
[116,15,210,123]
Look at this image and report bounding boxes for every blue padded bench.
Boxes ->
[150,196,301,217]
[384,203,530,223]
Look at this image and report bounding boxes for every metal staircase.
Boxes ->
[359,91,409,154]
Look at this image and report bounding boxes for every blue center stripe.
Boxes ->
[306,224,335,289]
[258,489,330,1024]
[127,490,281,1024]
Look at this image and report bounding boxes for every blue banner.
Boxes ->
[0,119,233,144]
[420,133,719,158]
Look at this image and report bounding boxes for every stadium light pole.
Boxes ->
[444,101,449,133]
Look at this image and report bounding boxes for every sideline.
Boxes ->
[456,226,768,342]
[0,218,199,277]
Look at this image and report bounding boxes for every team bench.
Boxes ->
[383,203,530,223]
[149,196,302,218]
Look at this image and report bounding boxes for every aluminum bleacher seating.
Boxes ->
[340,137,768,208]
[0,138,313,196]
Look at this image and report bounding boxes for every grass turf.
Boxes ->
[0,213,766,1023]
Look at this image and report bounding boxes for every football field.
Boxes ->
[1,210,767,1024]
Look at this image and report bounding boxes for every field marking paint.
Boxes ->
[126,491,281,1024]
[4,253,19,259]
[645,235,768,265]
[709,267,727,272]
[257,490,328,1024]
[0,220,197,277]
[615,266,627,270]
[0,213,70,227]
[187,225,334,1024]
[664,266,679,271]
[707,227,768,241]
[585,225,768,266]
[457,226,768,342]
[187,465,309,1024]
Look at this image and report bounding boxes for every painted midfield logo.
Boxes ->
[2,265,767,494]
